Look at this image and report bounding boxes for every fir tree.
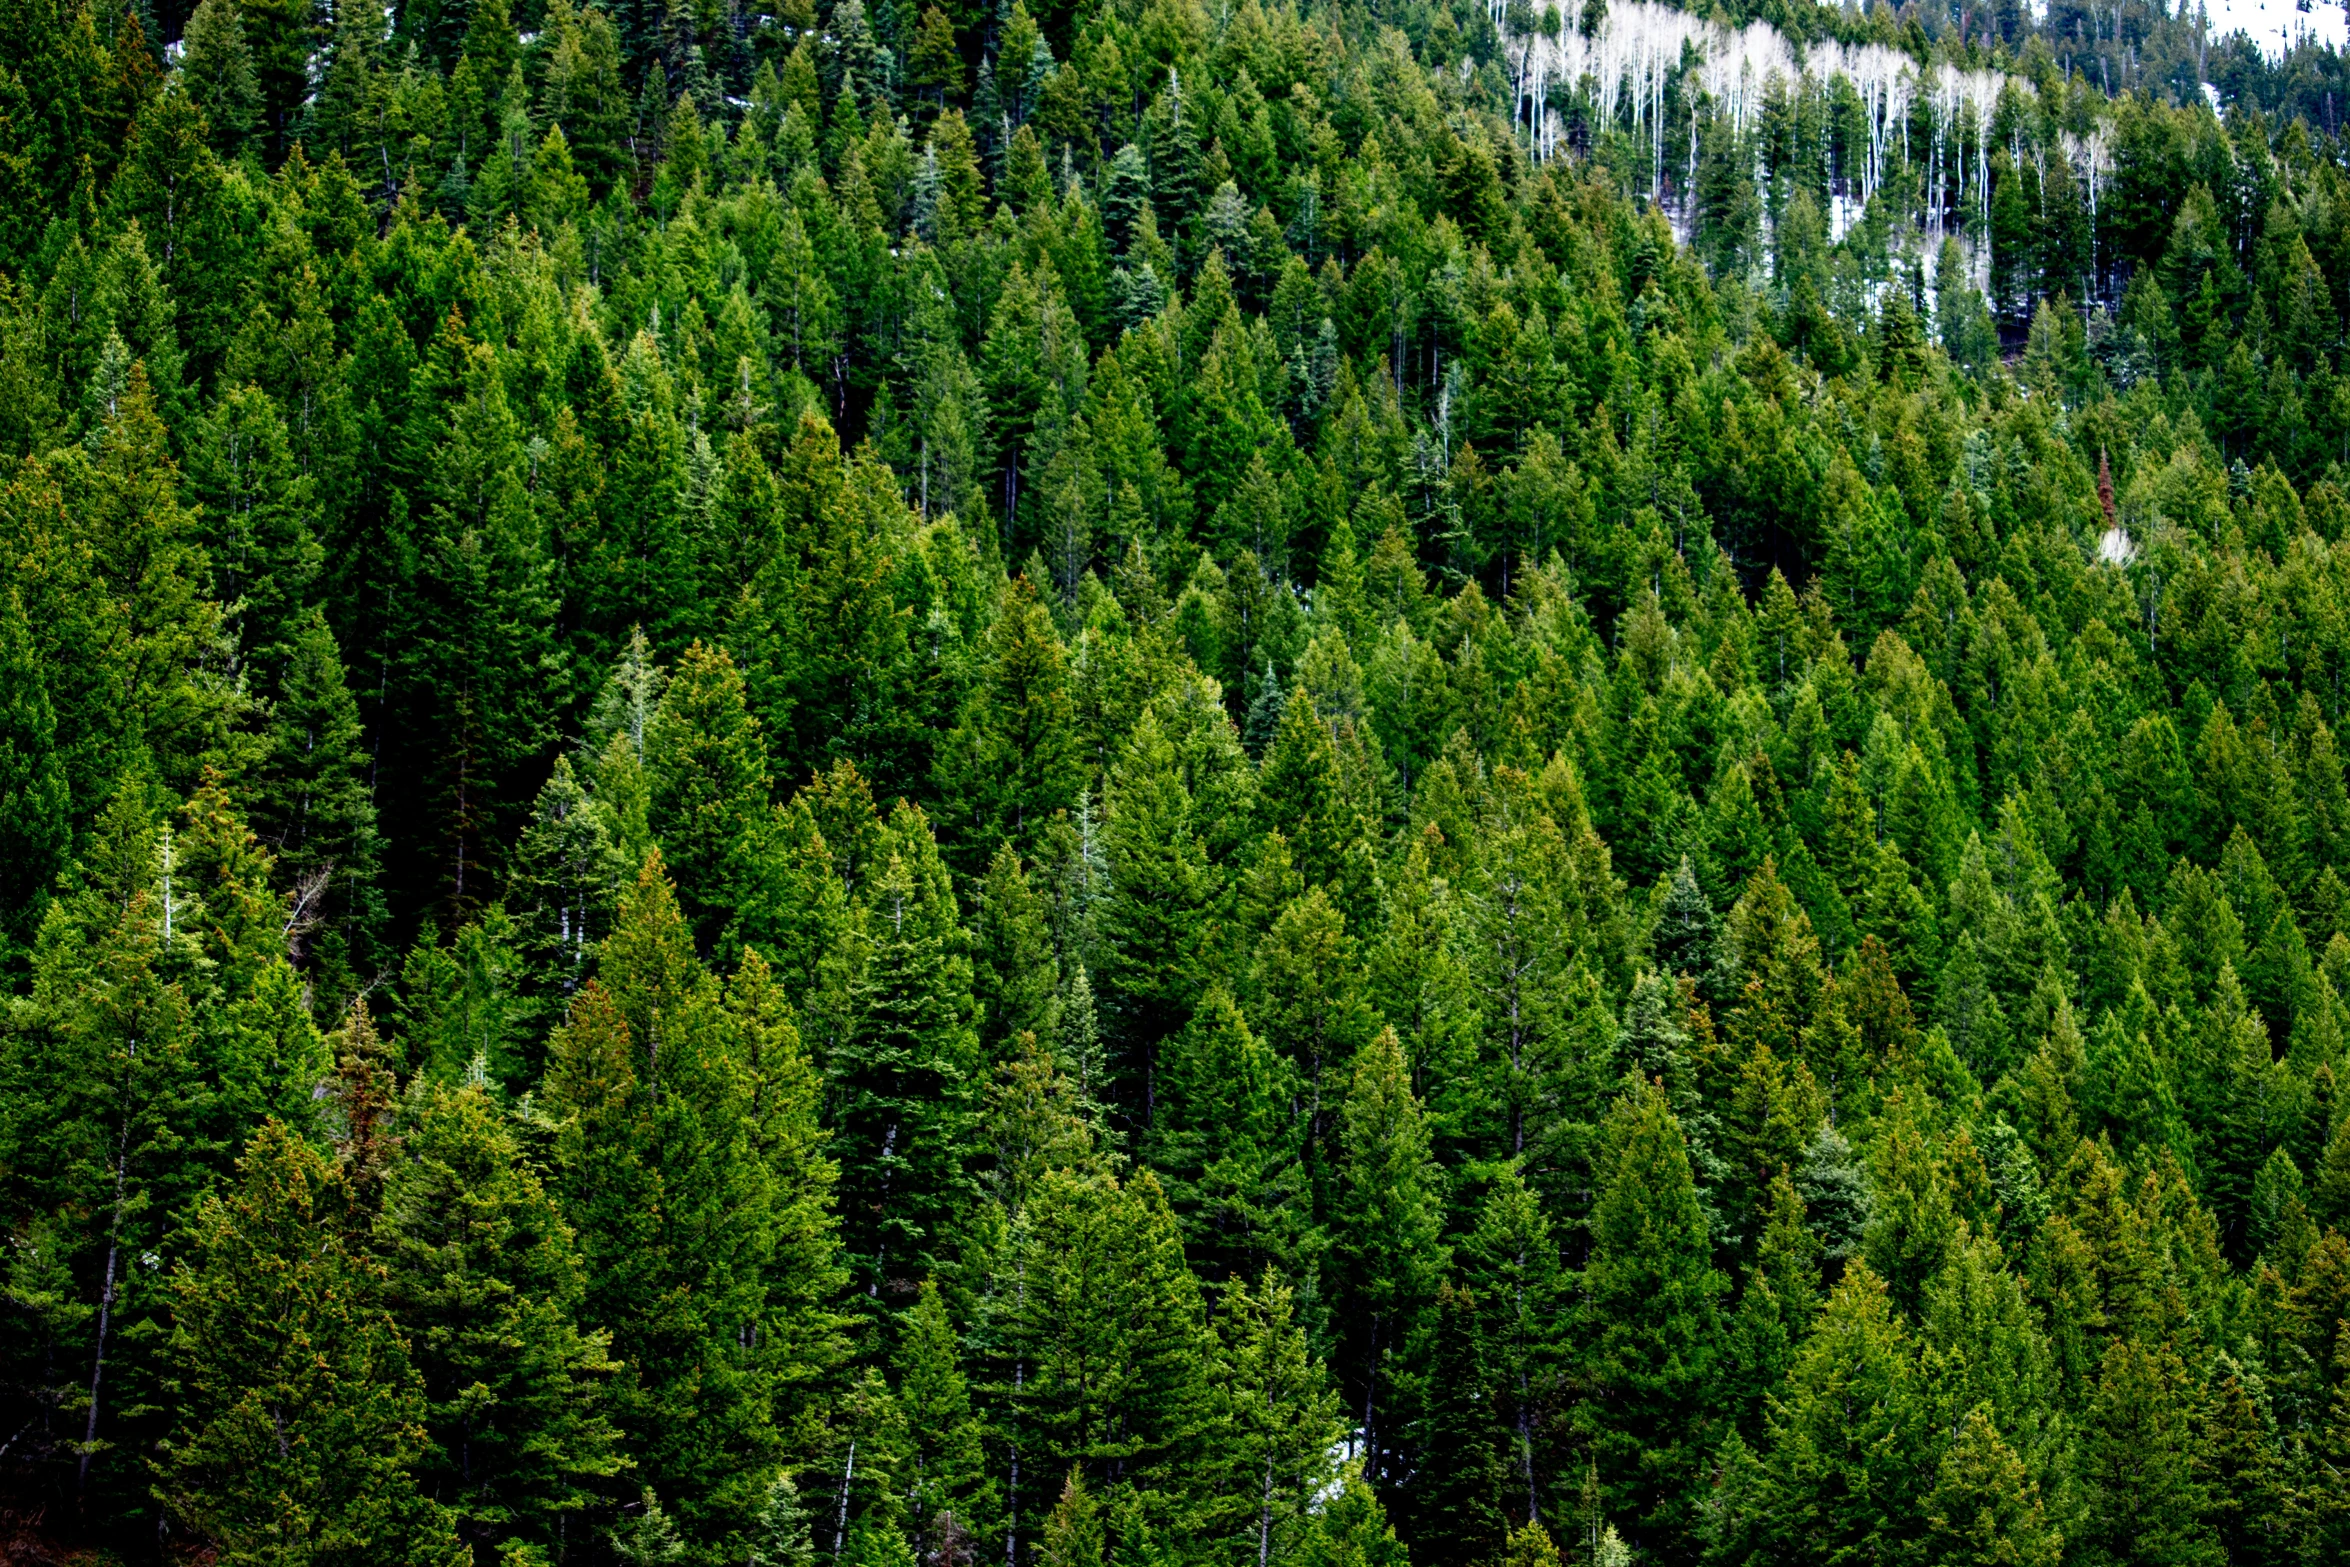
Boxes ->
[158,1121,465,1564]
[1576,1077,1725,1554]
[375,1074,623,1557]
[1331,1027,1446,1473]
[831,805,982,1300]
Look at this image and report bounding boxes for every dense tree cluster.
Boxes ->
[11,0,2350,1563]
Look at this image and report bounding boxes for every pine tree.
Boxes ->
[1214,1267,1343,1567]
[931,575,1084,873]
[1462,1160,1567,1526]
[1405,1281,1506,1567]
[0,586,69,956]
[1149,984,1307,1283]
[1925,1405,2062,1567]
[541,855,815,1553]
[894,1279,989,1558]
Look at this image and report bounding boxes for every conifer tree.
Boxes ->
[1095,704,1217,1100]
[1149,984,1307,1282]
[988,1165,1215,1522]
[509,753,628,1005]
[541,855,813,1553]
[0,587,69,957]
[158,1121,465,1565]
[1299,1460,1409,1567]
[249,607,381,996]
[895,1279,989,1557]
[645,639,775,951]
[1576,1077,1725,1553]
[375,1074,623,1557]
[1925,1406,2062,1567]
[931,575,1085,872]
[831,805,982,1299]
[1462,1160,1566,1524]
[971,841,1059,1061]
[1405,1280,1506,1567]
[1214,1267,1342,1567]
[1331,1027,1446,1472]
[1731,1261,1931,1564]
[179,0,259,154]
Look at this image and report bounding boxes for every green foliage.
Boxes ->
[14,5,2350,1560]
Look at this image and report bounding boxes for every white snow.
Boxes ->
[2201,0,2348,60]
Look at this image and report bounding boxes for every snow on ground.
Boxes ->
[2200,0,2348,60]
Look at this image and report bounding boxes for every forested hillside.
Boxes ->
[9,0,2350,1561]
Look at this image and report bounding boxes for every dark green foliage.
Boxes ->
[11,5,2350,1562]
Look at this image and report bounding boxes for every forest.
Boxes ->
[8,0,2350,1560]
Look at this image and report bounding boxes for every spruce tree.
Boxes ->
[931,575,1085,872]
[1925,1406,2062,1567]
[1404,1281,1506,1567]
[1733,1261,1932,1564]
[1214,1267,1342,1567]
[1461,1160,1566,1525]
[1149,984,1308,1283]
[250,607,382,998]
[541,855,812,1554]
[971,840,1059,1061]
[0,586,69,958]
[895,1278,990,1556]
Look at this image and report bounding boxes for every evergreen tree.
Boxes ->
[1404,1280,1506,1567]
[158,1121,465,1565]
[1577,1078,1725,1554]
[1214,1267,1343,1567]
[0,587,69,958]
[1462,1160,1567,1525]
[971,841,1059,1061]
[375,1074,623,1558]
[1095,704,1217,1102]
[931,575,1085,872]
[645,639,775,951]
[1925,1405,2062,1567]
[1149,984,1307,1283]
[249,607,381,998]
[541,855,820,1554]
[179,0,259,154]
[1331,1027,1446,1473]
[894,1278,989,1557]
[831,805,982,1300]
[1731,1261,1932,1565]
